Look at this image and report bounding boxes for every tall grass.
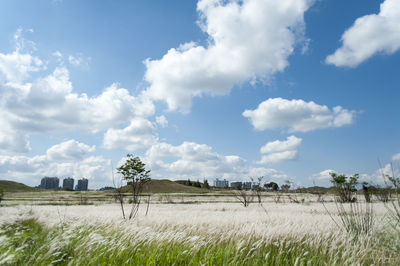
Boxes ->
[324,200,374,238]
[0,217,395,265]
[380,163,400,256]
[0,201,398,265]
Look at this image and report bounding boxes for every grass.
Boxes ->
[0,180,39,193]
[1,217,396,265]
[1,199,399,265]
[323,200,375,239]
[123,179,209,194]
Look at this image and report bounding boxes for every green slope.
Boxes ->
[0,180,39,192]
[122,179,206,193]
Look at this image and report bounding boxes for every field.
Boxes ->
[1,190,400,265]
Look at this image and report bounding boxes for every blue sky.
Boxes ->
[0,0,399,189]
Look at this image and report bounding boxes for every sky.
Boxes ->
[0,0,399,189]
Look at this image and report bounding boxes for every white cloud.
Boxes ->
[326,0,400,67]
[310,169,336,180]
[0,50,42,85]
[0,30,157,153]
[0,140,111,188]
[247,167,290,180]
[46,140,95,161]
[68,54,90,67]
[155,115,168,128]
[0,28,41,86]
[103,118,157,151]
[258,150,298,165]
[364,163,399,185]
[144,141,289,181]
[144,141,247,180]
[258,135,302,164]
[0,119,31,153]
[0,51,155,152]
[243,98,355,132]
[260,135,302,154]
[52,51,63,58]
[144,0,312,113]
[309,167,397,187]
[392,153,400,161]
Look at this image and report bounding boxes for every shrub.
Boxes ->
[330,173,358,203]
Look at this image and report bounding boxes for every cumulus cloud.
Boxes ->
[0,46,154,152]
[0,119,32,153]
[258,150,298,165]
[309,167,395,187]
[260,135,302,154]
[310,169,336,180]
[46,140,95,161]
[326,0,400,67]
[0,140,111,188]
[144,141,289,181]
[258,135,302,164]
[103,118,157,151]
[5,69,154,133]
[68,53,90,68]
[0,50,42,85]
[144,0,312,113]
[392,153,400,161]
[144,141,247,180]
[362,163,399,185]
[248,167,290,180]
[155,115,168,128]
[243,98,355,132]
[0,28,42,86]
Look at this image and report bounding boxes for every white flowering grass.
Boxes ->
[0,202,398,265]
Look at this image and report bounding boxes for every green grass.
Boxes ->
[122,179,208,194]
[0,180,39,193]
[1,217,398,265]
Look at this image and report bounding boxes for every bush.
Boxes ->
[330,173,358,203]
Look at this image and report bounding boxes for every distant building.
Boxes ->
[230,181,242,189]
[75,178,88,191]
[39,176,59,190]
[214,178,229,187]
[243,182,252,189]
[98,186,115,191]
[62,177,74,190]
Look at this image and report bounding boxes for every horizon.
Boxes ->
[0,0,399,189]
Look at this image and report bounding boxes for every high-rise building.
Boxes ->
[214,178,229,187]
[62,177,74,190]
[39,177,59,190]
[244,182,252,189]
[230,181,242,189]
[75,178,88,191]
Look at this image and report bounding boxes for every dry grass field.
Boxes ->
[0,191,399,265]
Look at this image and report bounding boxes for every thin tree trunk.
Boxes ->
[145,194,150,216]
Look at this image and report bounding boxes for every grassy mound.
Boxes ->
[121,179,207,194]
[0,180,39,193]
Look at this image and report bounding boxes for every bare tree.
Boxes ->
[251,176,264,204]
[232,183,253,207]
[112,162,126,219]
[312,181,325,203]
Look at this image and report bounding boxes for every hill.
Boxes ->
[293,186,333,194]
[121,179,207,193]
[0,180,39,192]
